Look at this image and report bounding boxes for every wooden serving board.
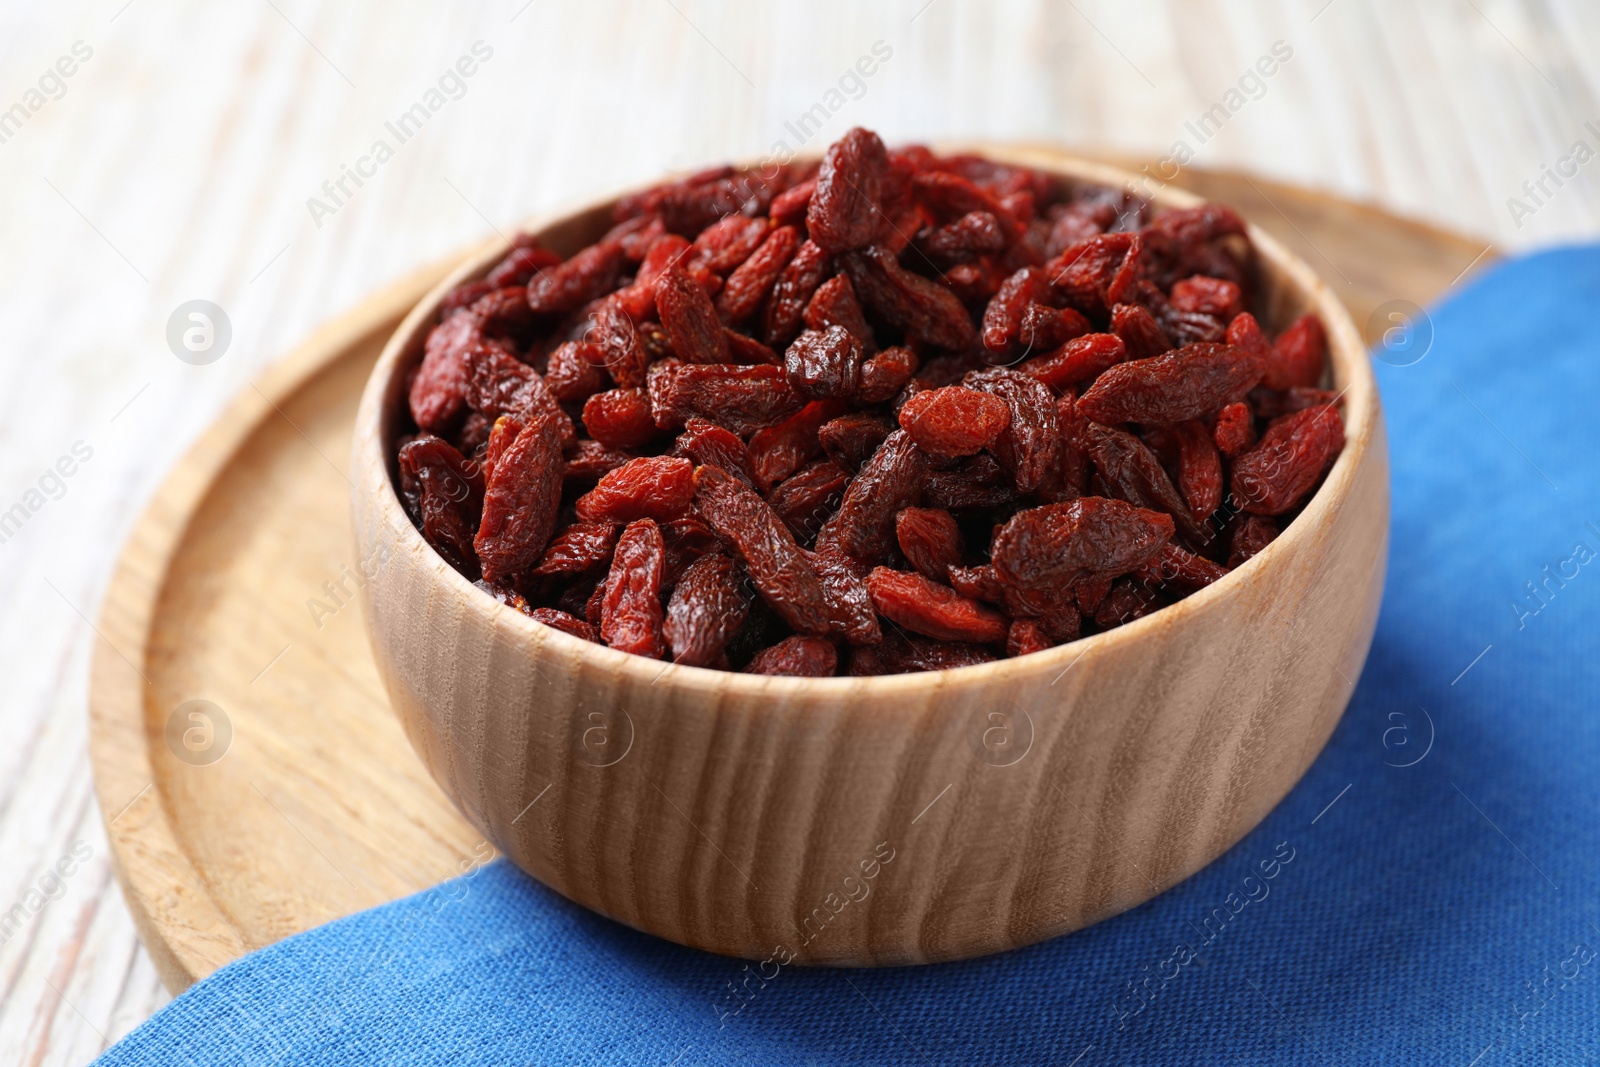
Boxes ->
[88,161,1492,993]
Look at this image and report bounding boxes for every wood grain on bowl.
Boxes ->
[350,148,1390,965]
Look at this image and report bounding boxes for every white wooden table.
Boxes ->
[1,1,1594,1061]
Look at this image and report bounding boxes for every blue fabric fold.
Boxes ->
[100,248,1600,1065]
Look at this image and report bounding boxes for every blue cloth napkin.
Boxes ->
[100,248,1600,1065]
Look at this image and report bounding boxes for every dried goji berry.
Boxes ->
[1228,514,1280,568]
[529,606,599,643]
[664,552,750,667]
[1173,419,1223,519]
[807,127,890,252]
[1212,400,1256,457]
[746,399,845,490]
[716,224,799,325]
[841,245,976,351]
[399,435,484,579]
[1109,302,1173,361]
[990,496,1174,601]
[1077,342,1264,426]
[962,368,1060,491]
[762,239,830,348]
[816,429,929,565]
[746,634,839,677]
[474,410,565,584]
[1169,276,1243,321]
[1231,404,1344,515]
[656,263,729,365]
[530,521,618,578]
[693,463,832,634]
[544,341,606,403]
[855,346,919,404]
[649,363,804,436]
[1006,618,1053,657]
[527,242,625,316]
[802,275,875,350]
[894,507,964,582]
[1264,314,1327,390]
[867,567,1008,644]
[784,326,863,400]
[582,387,657,451]
[807,545,882,646]
[896,386,1011,457]
[818,412,893,472]
[575,455,695,523]
[1019,333,1126,393]
[601,519,667,657]
[1084,423,1207,544]
[768,459,851,543]
[676,417,754,486]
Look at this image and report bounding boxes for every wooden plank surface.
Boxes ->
[0,1,1591,1061]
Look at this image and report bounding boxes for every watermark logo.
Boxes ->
[166,699,232,766]
[1367,299,1433,367]
[967,704,1034,767]
[574,706,634,768]
[167,300,232,365]
[1381,706,1435,768]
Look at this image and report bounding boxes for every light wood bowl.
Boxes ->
[350,148,1388,966]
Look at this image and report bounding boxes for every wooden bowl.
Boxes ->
[350,148,1388,966]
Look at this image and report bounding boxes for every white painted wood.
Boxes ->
[0,0,1588,1059]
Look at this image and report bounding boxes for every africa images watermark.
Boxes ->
[754,40,894,177]
[306,40,494,228]
[1505,121,1600,229]
[0,39,93,147]
[1125,40,1295,202]
[0,440,94,546]
[0,840,94,947]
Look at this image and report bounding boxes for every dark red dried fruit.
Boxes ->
[807,127,890,252]
[762,239,830,348]
[855,346,919,404]
[1265,313,1328,390]
[601,519,667,658]
[1134,542,1229,593]
[527,242,624,316]
[1173,419,1223,519]
[1231,404,1344,515]
[563,439,634,483]
[716,224,799,325]
[807,545,882,645]
[747,400,844,490]
[693,464,832,635]
[410,313,485,433]
[656,264,730,365]
[1170,276,1242,321]
[1094,578,1161,629]
[784,326,863,400]
[664,553,750,667]
[818,412,893,472]
[1213,401,1256,457]
[585,296,650,388]
[896,386,1010,458]
[962,368,1060,492]
[582,387,657,451]
[923,210,1008,263]
[1078,342,1264,426]
[1018,302,1091,353]
[649,362,804,435]
[1019,333,1126,393]
[488,243,563,289]
[676,417,754,486]
[867,567,1008,644]
[575,455,695,523]
[1084,423,1207,544]
[529,606,598,642]
[746,634,838,677]
[1047,232,1142,317]
[841,245,976,351]
[802,274,875,350]
[474,411,565,584]
[530,521,618,578]
[545,341,606,403]
[462,343,574,448]
[1228,514,1280,568]
[816,430,929,565]
[948,563,1005,604]
[1110,302,1173,361]
[1006,618,1053,657]
[925,453,1017,511]
[982,266,1049,354]
[688,216,772,275]
[895,507,965,582]
[398,435,484,579]
[768,459,851,543]
[991,496,1174,601]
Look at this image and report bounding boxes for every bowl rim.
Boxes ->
[353,144,1380,696]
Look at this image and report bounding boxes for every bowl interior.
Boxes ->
[363,147,1378,696]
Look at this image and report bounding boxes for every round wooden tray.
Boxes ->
[89,161,1491,993]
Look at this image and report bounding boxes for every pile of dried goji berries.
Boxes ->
[396,127,1344,677]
